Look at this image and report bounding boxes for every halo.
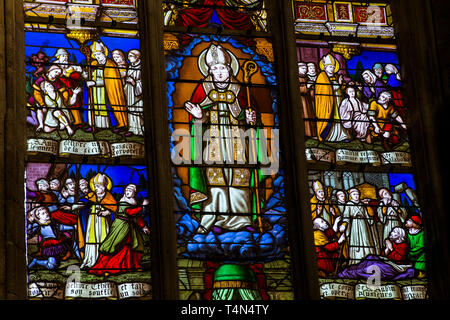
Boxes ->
[90,41,109,60]
[197,46,240,78]
[319,57,340,74]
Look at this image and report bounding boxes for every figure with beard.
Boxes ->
[50,178,62,201]
[53,48,84,130]
[89,184,150,275]
[405,215,426,278]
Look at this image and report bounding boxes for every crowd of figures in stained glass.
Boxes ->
[25,0,144,159]
[297,44,409,166]
[26,164,152,299]
[26,34,145,159]
[21,0,429,301]
[308,171,427,299]
[24,0,152,300]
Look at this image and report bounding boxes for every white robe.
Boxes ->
[196,81,253,233]
[80,204,110,269]
[339,97,370,140]
[43,92,72,128]
[89,68,110,129]
[325,80,350,142]
[124,61,144,135]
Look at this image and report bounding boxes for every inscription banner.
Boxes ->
[27,139,145,158]
[306,147,411,166]
[320,282,427,300]
[29,281,152,300]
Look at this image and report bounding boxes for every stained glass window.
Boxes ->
[294,0,428,300]
[163,0,268,32]
[16,0,433,303]
[24,0,151,300]
[165,10,294,297]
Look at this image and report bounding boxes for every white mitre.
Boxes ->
[319,53,340,72]
[205,44,231,67]
[198,44,240,77]
[90,41,109,58]
[313,180,324,192]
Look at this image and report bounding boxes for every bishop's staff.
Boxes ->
[80,44,96,134]
[243,60,263,233]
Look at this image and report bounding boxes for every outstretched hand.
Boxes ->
[185,101,203,119]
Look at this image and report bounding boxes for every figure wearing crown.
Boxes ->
[184,44,260,235]
[86,41,128,133]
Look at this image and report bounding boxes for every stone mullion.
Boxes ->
[139,0,179,300]
[0,0,27,299]
[268,0,320,299]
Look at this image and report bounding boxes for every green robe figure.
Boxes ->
[89,184,150,276]
[405,215,426,278]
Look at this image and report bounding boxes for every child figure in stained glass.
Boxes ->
[40,78,77,136]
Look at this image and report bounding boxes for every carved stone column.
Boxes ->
[0,0,26,299]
